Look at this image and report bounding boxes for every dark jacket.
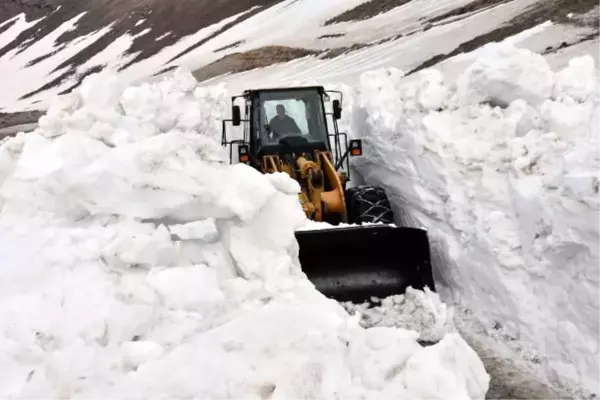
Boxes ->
[269,115,301,138]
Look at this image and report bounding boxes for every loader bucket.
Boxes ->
[295,225,435,303]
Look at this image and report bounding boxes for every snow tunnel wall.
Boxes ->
[337,42,599,393]
[0,67,492,399]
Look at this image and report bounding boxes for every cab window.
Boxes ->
[257,90,328,147]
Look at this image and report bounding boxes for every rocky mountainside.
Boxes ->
[0,0,597,126]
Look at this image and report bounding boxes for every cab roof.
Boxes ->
[241,86,326,98]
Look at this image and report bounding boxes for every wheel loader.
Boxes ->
[221,86,435,303]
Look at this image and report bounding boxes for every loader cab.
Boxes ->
[252,88,330,150]
[234,87,333,164]
[222,86,351,172]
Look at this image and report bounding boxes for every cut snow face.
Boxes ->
[0,68,489,398]
[345,42,599,394]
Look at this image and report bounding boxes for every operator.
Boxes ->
[267,104,302,141]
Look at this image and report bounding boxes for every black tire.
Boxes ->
[345,186,395,224]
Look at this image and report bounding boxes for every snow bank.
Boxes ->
[0,68,489,398]
[347,42,599,393]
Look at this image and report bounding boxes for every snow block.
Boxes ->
[457,42,554,107]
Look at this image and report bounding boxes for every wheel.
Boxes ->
[345,186,395,224]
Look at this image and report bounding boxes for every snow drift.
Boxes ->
[0,69,489,398]
[344,42,599,393]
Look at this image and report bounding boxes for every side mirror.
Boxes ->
[238,143,250,163]
[232,105,241,126]
[349,139,362,157]
[332,99,342,120]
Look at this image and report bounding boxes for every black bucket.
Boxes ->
[295,225,435,303]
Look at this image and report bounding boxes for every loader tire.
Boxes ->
[345,186,394,225]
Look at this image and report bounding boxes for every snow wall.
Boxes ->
[337,42,599,393]
[0,70,489,398]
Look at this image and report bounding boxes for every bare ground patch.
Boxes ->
[0,111,43,129]
[320,43,372,59]
[318,33,346,39]
[192,46,319,82]
[214,40,245,53]
[324,0,415,26]
[428,0,514,24]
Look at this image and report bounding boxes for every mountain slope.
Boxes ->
[0,0,282,108]
[0,0,597,112]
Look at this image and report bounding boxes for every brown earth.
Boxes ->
[324,0,414,26]
[0,110,43,129]
[318,33,346,39]
[193,46,319,82]
[427,0,513,24]
[214,40,246,53]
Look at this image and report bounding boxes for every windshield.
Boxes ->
[257,89,329,147]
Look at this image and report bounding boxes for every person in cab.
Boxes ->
[268,104,302,140]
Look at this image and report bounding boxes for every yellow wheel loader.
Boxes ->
[222,86,435,303]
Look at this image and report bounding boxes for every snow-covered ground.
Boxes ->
[0,68,490,398]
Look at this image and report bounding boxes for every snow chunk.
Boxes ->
[121,340,165,369]
[457,42,554,107]
[402,333,489,399]
[417,69,450,111]
[102,223,181,268]
[266,171,301,194]
[79,71,124,110]
[342,287,454,343]
[147,265,225,310]
[553,55,598,102]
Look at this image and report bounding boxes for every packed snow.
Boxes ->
[0,68,490,398]
[339,42,599,394]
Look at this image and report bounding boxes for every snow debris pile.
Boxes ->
[0,68,490,398]
[341,287,455,343]
[347,42,599,393]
